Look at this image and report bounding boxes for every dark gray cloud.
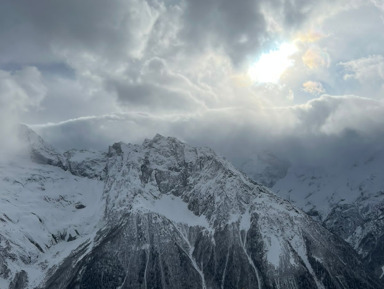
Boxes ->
[178,0,341,66]
[180,0,266,65]
[0,0,158,64]
[0,0,358,70]
[263,0,315,28]
[106,57,212,112]
[111,82,204,112]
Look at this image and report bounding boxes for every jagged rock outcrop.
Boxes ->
[252,150,384,281]
[324,193,384,279]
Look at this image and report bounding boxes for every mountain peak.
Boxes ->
[79,134,383,289]
[143,133,185,148]
[1,129,382,289]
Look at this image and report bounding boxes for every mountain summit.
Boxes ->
[0,128,381,288]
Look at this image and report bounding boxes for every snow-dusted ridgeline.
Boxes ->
[0,127,381,288]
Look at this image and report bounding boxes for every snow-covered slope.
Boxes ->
[0,127,106,289]
[0,128,382,288]
[242,150,384,280]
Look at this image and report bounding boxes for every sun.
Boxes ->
[248,43,298,84]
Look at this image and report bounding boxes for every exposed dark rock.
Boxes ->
[9,270,28,289]
[27,237,44,253]
[75,203,86,209]
[67,234,77,242]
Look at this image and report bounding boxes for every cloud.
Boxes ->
[322,4,384,61]
[340,55,384,82]
[32,94,384,171]
[370,0,384,10]
[111,82,205,112]
[104,57,219,112]
[180,0,267,65]
[0,0,367,125]
[302,46,331,69]
[293,95,384,135]
[174,0,349,66]
[0,67,46,110]
[1,0,384,175]
[302,81,325,94]
[284,95,384,165]
[0,67,46,155]
[0,0,162,65]
[338,55,384,99]
[296,30,328,43]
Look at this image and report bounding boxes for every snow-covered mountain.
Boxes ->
[0,127,107,289]
[0,126,381,288]
[240,150,384,281]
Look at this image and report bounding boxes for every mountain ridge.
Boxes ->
[0,126,381,288]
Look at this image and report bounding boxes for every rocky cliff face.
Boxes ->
[323,192,384,279]
[0,128,382,288]
[242,150,384,281]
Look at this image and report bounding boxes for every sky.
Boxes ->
[1,0,384,170]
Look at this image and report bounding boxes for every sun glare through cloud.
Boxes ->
[248,43,298,84]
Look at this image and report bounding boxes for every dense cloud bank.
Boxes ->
[1,0,384,168]
[33,94,384,172]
